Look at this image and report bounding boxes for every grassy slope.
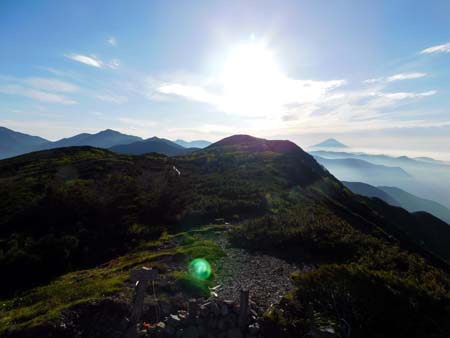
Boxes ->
[0,226,225,334]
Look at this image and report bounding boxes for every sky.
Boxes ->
[1,0,450,159]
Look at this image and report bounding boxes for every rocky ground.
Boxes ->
[135,225,310,337]
[7,226,309,338]
[163,225,306,314]
[209,229,308,314]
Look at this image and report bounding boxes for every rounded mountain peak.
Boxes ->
[209,134,301,154]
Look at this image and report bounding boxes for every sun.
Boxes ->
[221,41,286,117]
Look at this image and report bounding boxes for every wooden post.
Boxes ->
[238,289,249,329]
[126,267,158,338]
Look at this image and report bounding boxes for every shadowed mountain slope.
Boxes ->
[343,181,401,206]
[38,129,142,150]
[0,126,50,159]
[379,186,450,225]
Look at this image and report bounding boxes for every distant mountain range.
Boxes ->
[3,126,450,210]
[310,150,450,170]
[311,138,348,148]
[311,149,450,209]
[0,126,211,158]
[110,137,198,156]
[314,155,411,186]
[38,129,142,150]
[343,181,450,225]
[0,126,49,159]
[342,181,401,206]
[174,139,211,148]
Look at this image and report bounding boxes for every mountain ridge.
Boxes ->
[0,126,50,159]
[311,149,450,209]
[209,134,302,153]
[110,136,197,156]
[2,135,450,337]
[343,181,450,225]
[37,129,142,150]
[175,139,211,148]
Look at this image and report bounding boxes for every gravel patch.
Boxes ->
[207,230,307,313]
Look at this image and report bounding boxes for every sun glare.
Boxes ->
[221,42,286,117]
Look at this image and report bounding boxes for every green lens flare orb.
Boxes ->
[188,258,211,280]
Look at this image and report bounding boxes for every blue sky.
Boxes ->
[1,0,450,158]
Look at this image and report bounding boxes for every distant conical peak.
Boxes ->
[312,138,348,148]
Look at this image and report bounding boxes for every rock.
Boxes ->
[156,322,166,329]
[227,327,244,338]
[168,314,182,327]
[248,323,260,336]
[224,299,235,306]
[178,310,188,319]
[200,302,211,311]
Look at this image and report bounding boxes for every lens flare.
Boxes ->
[188,258,211,280]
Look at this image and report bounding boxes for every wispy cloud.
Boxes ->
[65,53,103,68]
[382,90,436,100]
[363,77,384,84]
[146,67,438,136]
[25,77,80,93]
[107,36,117,46]
[364,72,426,83]
[387,72,427,82]
[65,53,121,69]
[420,42,450,54]
[0,84,77,105]
[37,67,79,79]
[95,94,128,104]
[278,80,439,136]
[0,76,78,105]
[108,59,120,69]
[157,83,221,106]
